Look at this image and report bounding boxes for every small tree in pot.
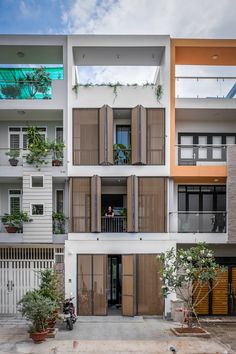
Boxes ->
[5,149,20,166]
[1,212,32,233]
[18,290,57,343]
[50,141,65,166]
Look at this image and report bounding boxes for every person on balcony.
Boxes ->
[105,206,114,232]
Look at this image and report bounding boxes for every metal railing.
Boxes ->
[169,211,227,233]
[113,148,131,165]
[175,76,236,99]
[101,216,127,232]
[0,148,64,167]
[53,218,68,234]
[73,149,99,165]
[176,144,228,166]
[0,80,52,100]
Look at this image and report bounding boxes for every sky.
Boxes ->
[1,0,236,87]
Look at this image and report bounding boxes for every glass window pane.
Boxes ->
[180,136,193,159]
[212,136,222,159]
[31,176,43,188]
[202,194,213,211]
[226,136,235,145]
[188,194,199,211]
[32,204,44,215]
[10,197,20,214]
[116,126,131,147]
[198,136,207,159]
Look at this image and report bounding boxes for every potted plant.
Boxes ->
[26,126,50,168]
[113,143,131,165]
[1,212,32,233]
[5,149,20,166]
[18,290,57,343]
[52,212,66,234]
[38,269,63,330]
[50,141,65,166]
[1,84,21,99]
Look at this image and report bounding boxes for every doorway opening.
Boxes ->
[107,255,122,315]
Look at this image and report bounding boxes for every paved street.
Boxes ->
[0,316,232,354]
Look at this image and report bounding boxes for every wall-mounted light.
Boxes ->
[16,51,25,58]
[212,54,219,60]
[214,178,219,182]
[116,54,120,59]
[82,54,86,59]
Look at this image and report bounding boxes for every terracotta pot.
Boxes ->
[47,319,56,329]
[52,160,62,167]
[5,226,17,233]
[30,330,48,343]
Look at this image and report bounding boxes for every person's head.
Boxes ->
[108,206,112,212]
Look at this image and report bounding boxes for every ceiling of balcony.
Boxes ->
[73,46,164,66]
[0,109,63,121]
[0,45,63,64]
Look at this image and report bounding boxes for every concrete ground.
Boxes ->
[0,316,231,354]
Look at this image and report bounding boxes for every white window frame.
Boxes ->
[30,175,45,189]
[55,189,64,213]
[30,203,45,216]
[55,126,63,142]
[8,189,22,214]
[8,126,47,150]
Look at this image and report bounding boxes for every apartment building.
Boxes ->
[0,35,236,317]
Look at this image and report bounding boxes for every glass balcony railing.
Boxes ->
[176,77,236,99]
[0,148,64,168]
[101,216,127,232]
[169,211,227,233]
[176,144,228,166]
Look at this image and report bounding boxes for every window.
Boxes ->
[56,190,64,213]
[116,125,131,147]
[31,204,44,215]
[9,190,21,214]
[9,127,47,151]
[56,127,63,142]
[31,176,44,188]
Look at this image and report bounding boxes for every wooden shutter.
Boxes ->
[91,175,101,232]
[127,175,138,232]
[73,109,99,165]
[77,255,93,315]
[122,255,136,316]
[212,269,228,315]
[131,105,146,165]
[71,178,91,232]
[137,255,163,315]
[99,105,113,165]
[147,108,165,165]
[93,255,107,315]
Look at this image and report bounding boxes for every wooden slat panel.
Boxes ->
[99,105,113,165]
[127,176,138,232]
[93,255,107,315]
[122,255,136,316]
[77,255,93,315]
[132,105,146,165]
[212,270,228,315]
[193,282,209,315]
[72,178,91,232]
[137,255,163,315]
[91,175,101,232]
[147,108,165,165]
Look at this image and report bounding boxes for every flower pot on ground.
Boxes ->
[1,212,32,233]
[5,149,19,166]
[18,290,57,344]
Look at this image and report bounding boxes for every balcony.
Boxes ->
[101,216,127,232]
[176,77,236,99]
[169,211,227,233]
[176,144,228,166]
[113,147,131,165]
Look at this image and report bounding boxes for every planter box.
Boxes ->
[171,327,211,338]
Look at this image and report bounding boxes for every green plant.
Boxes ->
[50,141,65,161]
[155,84,163,102]
[113,143,131,164]
[18,290,56,333]
[39,269,63,307]
[1,84,21,99]
[19,67,51,98]
[26,126,50,168]
[159,243,225,327]
[5,149,19,159]
[1,212,32,228]
[52,212,66,234]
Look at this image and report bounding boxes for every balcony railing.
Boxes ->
[176,76,236,99]
[113,148,131,165]
[0,81,52,100]
[53,218,68,234]
[176,144,228,166]
[101,216,127,232]
[0,148,64,168]
[169,211,227,233]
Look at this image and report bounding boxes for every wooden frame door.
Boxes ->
[122,255,136,316]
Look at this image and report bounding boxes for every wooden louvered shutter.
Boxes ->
[122,255,136,316]
[131,105,146,165]
[192,281,209,315]
[91,175,101,232]
[212,269,228,315]
[127,175,138,232]
[99,105,113,165]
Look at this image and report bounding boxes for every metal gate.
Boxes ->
[0,247,60,314]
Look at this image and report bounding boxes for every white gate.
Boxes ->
[0,247,57,314]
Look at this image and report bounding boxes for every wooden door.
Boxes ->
[212,269,228,315]
[122,255,136,316]
[93,255,107,315]
[99,105,113,165]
